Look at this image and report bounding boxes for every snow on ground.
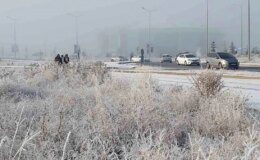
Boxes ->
[111,72,260,110]
[240,63,260,67]
[0,59,45,67]
[1,60,259,109]
[130,66,260,78]
[104,61,260,77]
[104,62,137,69]
[238,55,260,63]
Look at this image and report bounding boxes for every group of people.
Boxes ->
[54,54,70,65]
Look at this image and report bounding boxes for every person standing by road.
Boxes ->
[64,54,70,64]
[130,52,134,62]
[55,54,62,65]
[60,55,64,64]
[141,49,145,65]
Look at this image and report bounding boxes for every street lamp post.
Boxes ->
[248,0,251,61]
[240,1,244,55]
[233,1,244,55]
[142,7,152,44]
[67,13,81,60]
[142,7,155,61]
[206,0,209,56]
[7,16,18,59]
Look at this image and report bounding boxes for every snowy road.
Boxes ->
[112,72,260,110]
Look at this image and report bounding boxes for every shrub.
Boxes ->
[192,92,249,138]
[0,84,45,102]
[191,70,224,97]
[0,63,258,159]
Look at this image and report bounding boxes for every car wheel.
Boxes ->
[176,60,180,65]
[206,63,211,69]
[218,63,223,69]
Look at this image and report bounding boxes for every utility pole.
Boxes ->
[206,0,209,56]
[240,0,243,55]
[7,16,18,59]
[142,7,156,61]
[233,1,244,55]
[248,0,251,61]
[67,13,81,60]
[75,16,79,46]
[1,45,4,58]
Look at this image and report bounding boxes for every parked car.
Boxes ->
[131,56,150,63]
[175,54,200,66]
[111,56,127,62]
[161,54,173,63]
[205,52,239,69]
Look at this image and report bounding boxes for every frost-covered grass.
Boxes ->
[0,63,259,159]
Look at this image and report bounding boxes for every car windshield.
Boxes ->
[218,53,234,59]
[185,55,196,58]
[163,55,171,57]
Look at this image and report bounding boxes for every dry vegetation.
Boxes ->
[0,63,259,159]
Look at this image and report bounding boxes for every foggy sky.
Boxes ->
[0,0,259,56]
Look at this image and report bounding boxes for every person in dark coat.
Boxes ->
[55,54,62,64]
[141,49,145,65]
[60,55,64,64]
[64,54,70,64]
[130,52,134,62]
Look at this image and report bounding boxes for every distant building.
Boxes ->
[98,32,109,56]
[97,28,224,57]
[118,29,127,55]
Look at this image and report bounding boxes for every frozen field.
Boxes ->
[1,60,260,110]
[0,59,46,66]
[0,61,259,159]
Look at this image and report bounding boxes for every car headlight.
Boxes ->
[221,60,228,65]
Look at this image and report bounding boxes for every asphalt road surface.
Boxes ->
[143,62,260,72]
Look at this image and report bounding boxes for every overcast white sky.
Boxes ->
[0,0,259,54]
[0,0,137,20]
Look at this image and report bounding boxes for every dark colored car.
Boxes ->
[161,54,173,63]
[206,52,239,69]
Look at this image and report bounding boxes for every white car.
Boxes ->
[176,54,200,66]
[131,56,141,62]
[111,56,127,62]
[131,56,150,63]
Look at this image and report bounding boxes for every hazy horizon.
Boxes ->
[0,0,259,58]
